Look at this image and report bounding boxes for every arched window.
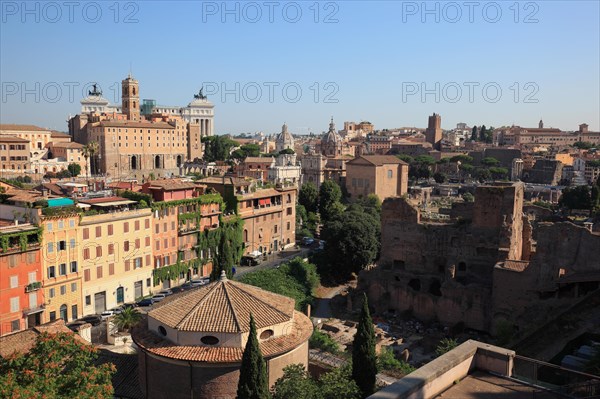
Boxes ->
[201,336,219,345]
[176,155,182,167]
[155,155,161,169]
[131,156,138,170]
[243,229,248,242]
[158,326,167,336]
[59,304,68,321]
[260,329,274,340]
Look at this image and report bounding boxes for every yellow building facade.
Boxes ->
[40,213,83,323]
[79,208,154,315]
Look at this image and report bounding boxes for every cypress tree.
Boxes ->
[352,294,377,397]
[471,125,478,141]
[237,314,269,399]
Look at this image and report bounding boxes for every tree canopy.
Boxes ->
[559,185,592,211]
[237,315,269,399]
[202,135,239,162]
[299,182,319,213]
[318,180,343,222]
[352,294,377,397]
[0,332,115,399]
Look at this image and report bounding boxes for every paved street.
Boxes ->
[234,247,311,279]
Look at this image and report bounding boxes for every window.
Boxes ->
[387,170,393,178]
[83,248,90,260]
[71,282,77,292]
[69,220,75,228]
[9,275,18,289]
[124,241,130,252]
[286,207,292,216]
[145,236,150,247]
[85,295,91,305]
[155,224,159,234]
[96,266,103,279]
[108,224,113,235]
[146,254,151,266]
[108,243,114,255]
[60,285,66,295]
[124,222,129,233]
[29,292,37,308]
[125,260,130,271]
[146,278,151,287]
[69,238,76,249]
[163,238,167,249]
[59,263,67,276]
[84,269,90,282]
[200,336,219,345]
[136,238,141,249]
[72,305,78,320]
[49,288,55,298]
[95,226,102,237]
[287,221,291,230]
[49,311,56,321]
[96,246,102,257]
[109,263,114,275]
[83,228,89,239]
[145,219,150,229]
[134,258,142,269]
[155,240,160,250]
[8,255,18,268]
[58,220,64,229]
[47,222,53,231]
[260,329,274,340]
[48,266,56,279]
[11,320,20,332]
[28,272,36,283]
[27,252,36,264]
[135,221,140,231]
[58,241,66,251]
[274,225,278,233]
[70,261,77,273]
[47,242,54,253]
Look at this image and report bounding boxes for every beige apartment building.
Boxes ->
[78,198,154,315]
[40,213,83,323]
[0,136,30,173]
[69,75,205,179]
[346,155,409,201]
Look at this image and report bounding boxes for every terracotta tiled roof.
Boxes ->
[134,312,312,363]
[0,124,49,132]
[50,131,71,138]
[0,320,88,358]
[0,135,29,143]
[147,179,197,191]
[34,183,64,196]
[347,155,407,166]
[150,277,295,333]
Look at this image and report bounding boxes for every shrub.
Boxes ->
[309,330,339,354]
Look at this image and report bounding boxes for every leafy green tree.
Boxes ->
[435,338,458,357]
[450,155,474,164]
[377,347,415,375]
[202,135,239,162]
[559,185,592,212]
[573,141,594,150]
[471,125,478,141]
[319,364,361,399]
[395,154,413,164]
[489,167,509,180]
[414,155,436,166]
[272,364,319,399]
[475,167,491,182]
[0,332,115,399]
[479,125,487,141]
[231,144,262,159]
[320,208,379,277]
[113,307,142,332]
[237,314,269,399]
[433,172,446,184]
[481,157,500,167]
[309,330,340,354]
[352,294,377,397]
[299,182,319,213]
[67,163,81,177]
[462,192,475,203]
[357,194,382,217]
[318,180,343,222]
[279,148,295,155]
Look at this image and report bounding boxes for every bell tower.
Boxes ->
[122,74,140,121]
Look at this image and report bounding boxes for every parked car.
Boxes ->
[302,237,315,246]
[76,315,102,326]
[241,255,261,266]
[190,278,210,286]
[158,289,173,296]
[136,298,154,307]
[100,310,115,320]
[122,303,137,310]
[151,293,167,302]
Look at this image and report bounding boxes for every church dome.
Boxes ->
[323,118,341,144]
[276,123,294,151]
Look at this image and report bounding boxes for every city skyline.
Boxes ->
[1,1,599,133]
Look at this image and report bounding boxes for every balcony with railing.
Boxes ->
[25,282,42,293]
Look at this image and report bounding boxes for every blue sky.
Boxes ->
[1,1,599,134]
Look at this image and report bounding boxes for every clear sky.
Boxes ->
[1,1,599,134]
